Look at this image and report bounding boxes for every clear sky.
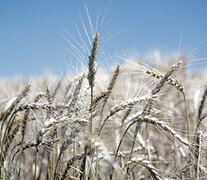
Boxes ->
[0,0,207,77]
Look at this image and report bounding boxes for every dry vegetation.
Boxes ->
[0,31,207,180]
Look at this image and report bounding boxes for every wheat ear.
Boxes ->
[60,155,84,180]
[195,131,202,180]
[88,32,99,140]
[127,157,163,180]
[100,65,120,118]
[98,95,152,136]
[146,59,190,140]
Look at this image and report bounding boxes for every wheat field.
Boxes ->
[0,30,207,180]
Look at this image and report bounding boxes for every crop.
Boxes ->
[0,20,207,180]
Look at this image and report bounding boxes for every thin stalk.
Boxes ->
[196,131,202,180]
[126,122,140,177]
[95,148,99,178]
[33,147,39,180]
[183,92,190,141]
[110,120,137,180]
[90,88,94,137]
[52,144,55,180]
[73,137,76,177]
[54,156,60,180]
[145,123,150,159]
[115,120,137,159]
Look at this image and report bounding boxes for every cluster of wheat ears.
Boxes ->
[0,31,207,180]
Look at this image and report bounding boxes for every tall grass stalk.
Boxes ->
[88,32,99,140]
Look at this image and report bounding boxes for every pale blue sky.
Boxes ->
[0,0,207,77]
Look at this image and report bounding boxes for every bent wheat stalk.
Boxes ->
[146,59,190,141]
[98,95,153,136]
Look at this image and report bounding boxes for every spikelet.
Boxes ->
[21,109,30,143]
[60,155,84,180]
[146,68,184,93]
[151,59,184,95]
[87,33,99,89]
[0,84,30,123]
[93,65,120,110]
